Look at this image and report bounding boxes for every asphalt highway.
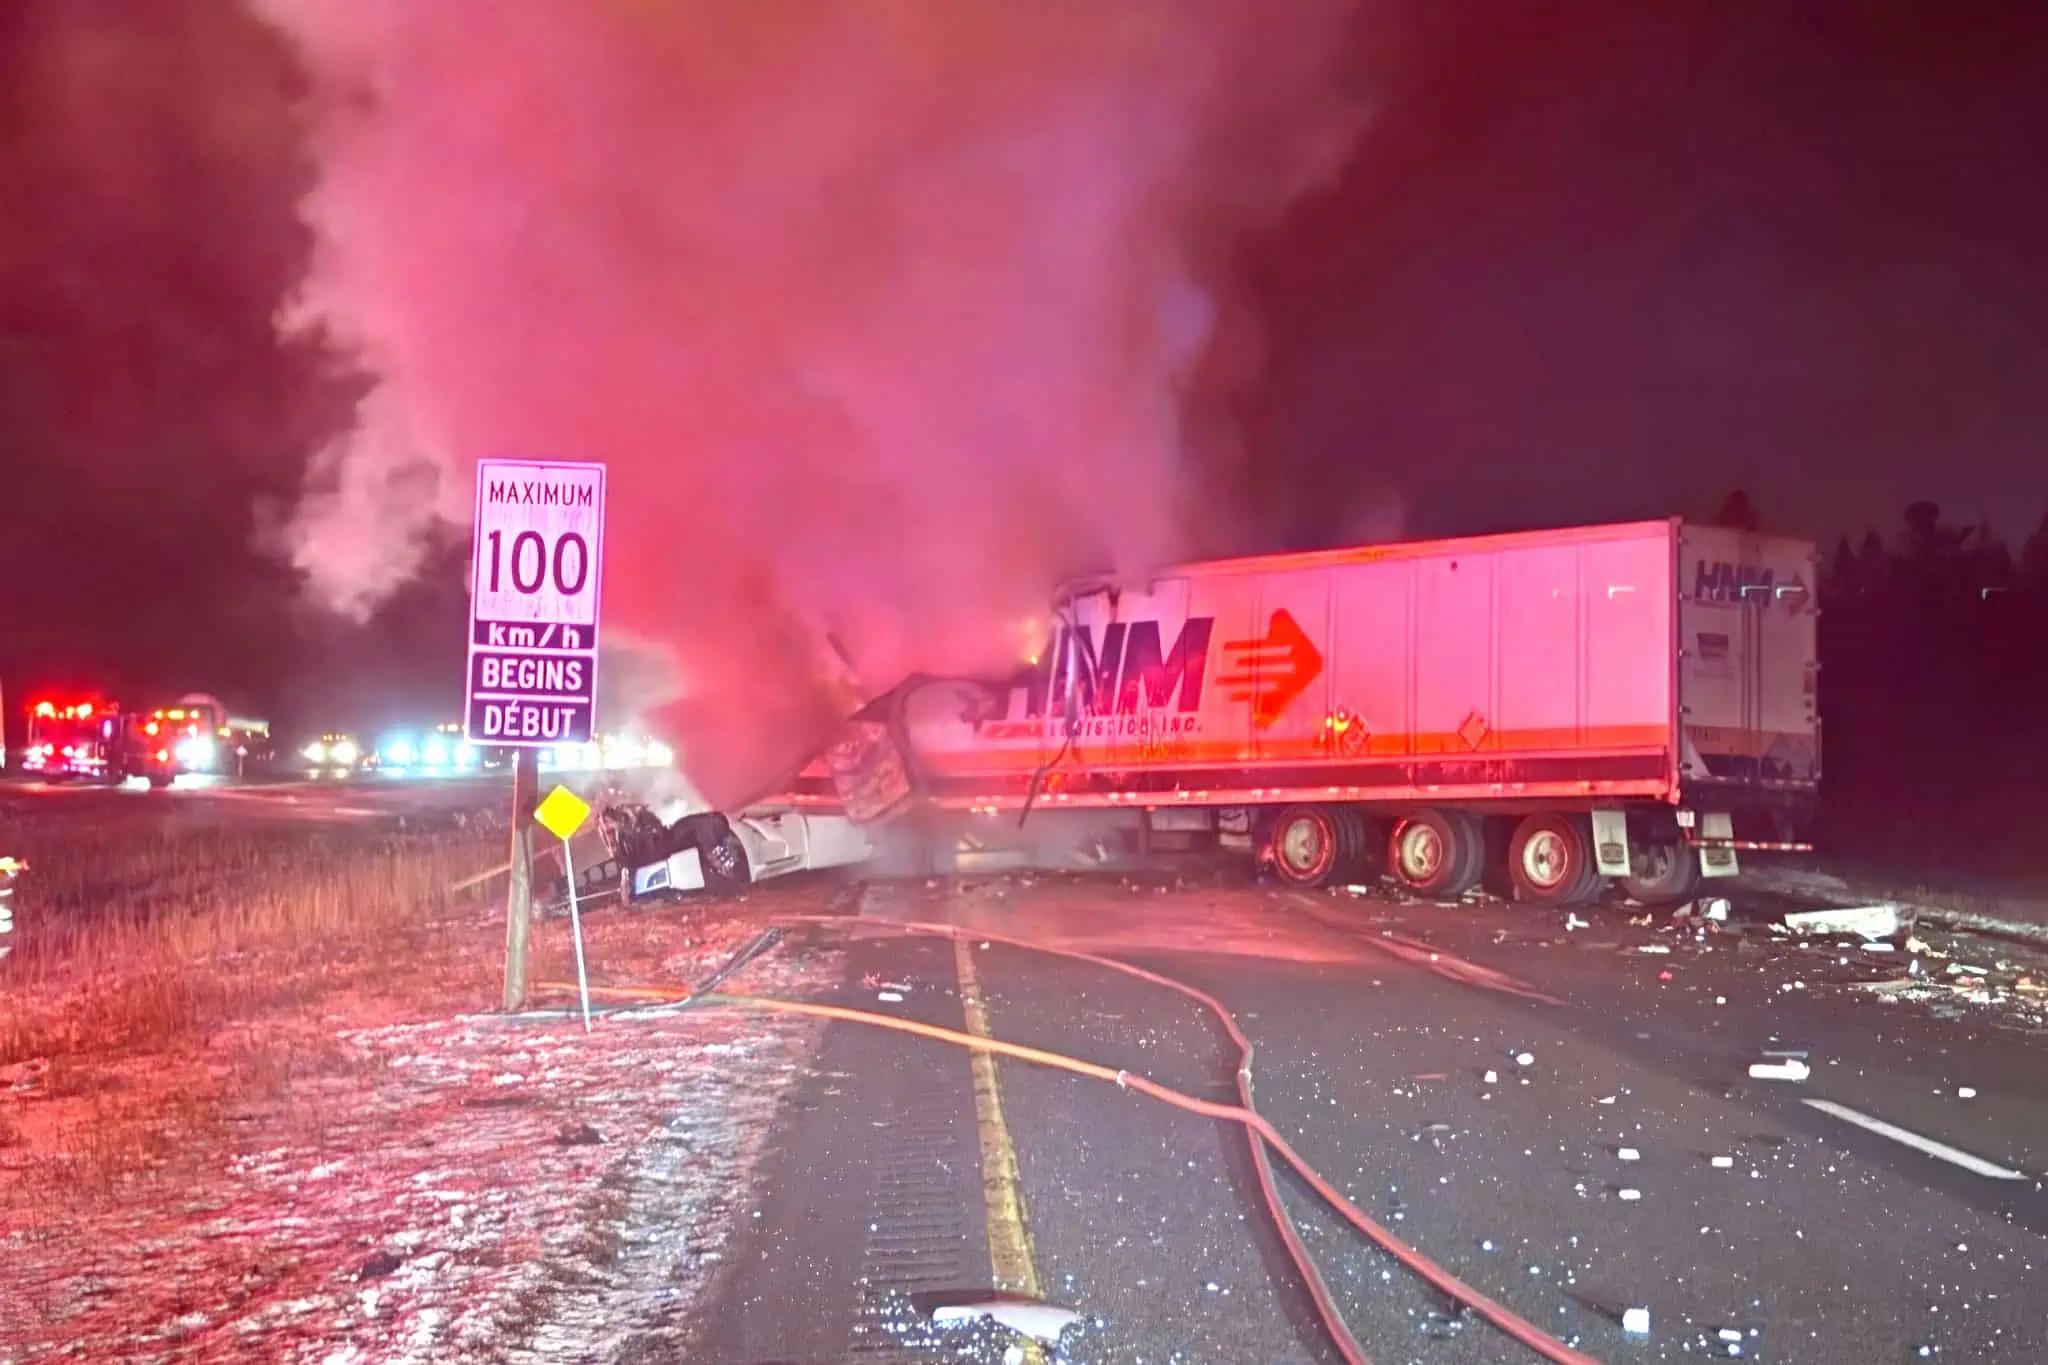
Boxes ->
[693,872,2048,1363]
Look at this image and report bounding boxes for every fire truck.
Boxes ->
[117,693,272,785]
[22,698,123,778]
[22,693,270,786]
[796,518,1819,906]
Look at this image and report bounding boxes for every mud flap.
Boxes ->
[1590,808,1631,877]
[1700,845,1739,878]
[1697,811,1739,878]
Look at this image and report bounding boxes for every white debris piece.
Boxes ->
[1618,1187,1642,1201]
[1711,1155,1735,1168]
[1622,1306,1651,1335]
[1748,1059,1811,1082]
[1703,898,1730,922]
[931,1301,1082,1346]
[1957,1087,1978,1099]
[1635,944,1672,955]
[1003,1346,1026,1365]
[1565,913,1589,931]
[1483,1069,1499,1084]
[1618,1147,1640,1161]
[1514,1052,1535,1067]
[1784,904,1900,939]
[876,991,905,1003]
[1719,1327,1745,1342]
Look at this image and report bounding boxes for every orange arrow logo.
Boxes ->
[1219,608,1324,727]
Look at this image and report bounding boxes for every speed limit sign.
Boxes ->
[465,459,606,746]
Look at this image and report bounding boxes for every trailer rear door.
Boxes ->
[1677,526,1820,790]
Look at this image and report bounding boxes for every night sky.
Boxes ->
[3,0,2044,737]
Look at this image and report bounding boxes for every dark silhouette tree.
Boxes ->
[1712,488,1760,531]
[2020,509,2048,588]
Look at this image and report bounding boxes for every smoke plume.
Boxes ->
[260,1,1364,805]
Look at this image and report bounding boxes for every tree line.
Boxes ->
[1715,491,2048,881]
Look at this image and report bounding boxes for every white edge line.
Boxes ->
[1803,1098,2029,1181]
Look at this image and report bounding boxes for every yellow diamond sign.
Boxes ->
[533,784,592,841]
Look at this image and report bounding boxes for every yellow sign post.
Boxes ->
[534,784,596,1031]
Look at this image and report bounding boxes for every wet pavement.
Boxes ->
[688,871,2048,1363]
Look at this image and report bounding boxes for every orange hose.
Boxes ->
[536,981,690,1003]
[700,987,1596,1365]
[548,912,1591,1363]
[777,915,1368,1364]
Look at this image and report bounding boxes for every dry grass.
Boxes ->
[0,814,504,1199]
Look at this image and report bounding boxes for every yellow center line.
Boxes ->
[953,935,1048,1364]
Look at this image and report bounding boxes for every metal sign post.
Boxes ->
[466,458,606,1010]
[535,784,596,1031]
[503,748,538,1010]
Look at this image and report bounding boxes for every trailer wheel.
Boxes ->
[1387,809,1481,899]
[1269,805,1343,887]
[1620,840,1699,906]
[1507,813,1601,906]
[1329,808,1374,884]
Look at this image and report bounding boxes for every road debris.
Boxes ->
[876,990,905,1003]
[1747,1058,1812,1082]
[1784,904,1901,939]
[1420,1307,1470,1339]
[1622,1306,1651,1335]
[1514,1051,1535,1067]
[1635,944,1672,954]
[1617,1187,1642,1201]
[930,1300,1082,1347]
[1710,1155,1735,1168]
[1703,898,1730,922]
[1617,1147,1640,1161]
[1484,1069,1500,1084]
[1956,1086,1977,1099]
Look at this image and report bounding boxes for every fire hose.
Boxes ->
[539,916,1595,1365]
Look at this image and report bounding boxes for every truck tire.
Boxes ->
[1330,808,1375,884]
[1507,813,1601,906]
[1268,805,1344,887]
[1387,809,1482,899]
[700,828,751,892]
[1620,840,1700,906]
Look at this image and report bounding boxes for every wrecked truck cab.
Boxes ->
[599,794,871,905]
